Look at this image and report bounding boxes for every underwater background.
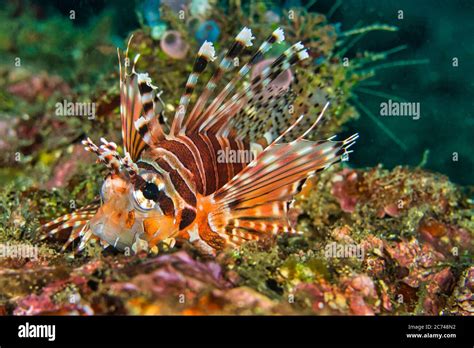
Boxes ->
[0,0,472,315]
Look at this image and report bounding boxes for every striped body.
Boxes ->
[137,126,251,252]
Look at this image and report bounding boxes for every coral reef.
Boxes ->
[0,165,472,315]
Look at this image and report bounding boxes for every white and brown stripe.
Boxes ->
[134,73,167,147]
[146,126,253,230]
[198,27,286,133]
[184,27,255,132]
[208,41,309,137]
[170,41,217,135]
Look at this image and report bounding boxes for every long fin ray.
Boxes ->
[183,27,255,131]
[170,41,217,135]
[39,202,100,252]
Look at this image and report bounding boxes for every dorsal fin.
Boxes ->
[119,36,168,155]
[232,65,333,147]
[202,41,310,143]
[155,28,332,154]
[169,41,217,135]
[182,27,256,132]
[188,28,286,135]
[163,28,285,138]
[118,37,147,161]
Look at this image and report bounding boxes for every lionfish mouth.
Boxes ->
[88,220,135,251]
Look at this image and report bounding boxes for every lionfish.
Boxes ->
[40,27,358,256]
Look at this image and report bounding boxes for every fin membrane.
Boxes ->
[208,134,358,244]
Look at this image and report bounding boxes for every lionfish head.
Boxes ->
[80,137,177,252]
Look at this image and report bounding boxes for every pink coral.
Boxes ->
[14,280,93,315]
[7,73,71,103]
[331,169,359,213]
[294,274,380,315]
[423,268,455,315]
[419,218,473,258]
[110,251,229,298]
[45,144,91,189]
[251,58,293,97]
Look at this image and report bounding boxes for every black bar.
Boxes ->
[0,315,471,346]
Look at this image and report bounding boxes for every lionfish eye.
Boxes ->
[132,172,165,211]
[142,182,160,201]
